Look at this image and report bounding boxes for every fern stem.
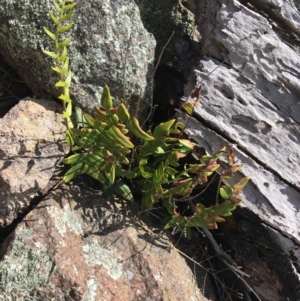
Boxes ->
[55,1,67,127]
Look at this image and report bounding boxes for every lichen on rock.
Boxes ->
[0,0,156,117]
[0,228,55,301]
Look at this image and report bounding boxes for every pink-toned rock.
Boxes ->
[0,98,67,226]
[0,183,209,301]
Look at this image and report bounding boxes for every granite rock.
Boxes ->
[0,0,156,117]
[0,183,209,301]
[0,98,67,226]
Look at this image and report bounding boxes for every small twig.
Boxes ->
[142,30,175,128]
[201,228,263,301]
[198,60,226,85]
[0,83,19,100]
[176,171,220,203]
[0,66,27,83]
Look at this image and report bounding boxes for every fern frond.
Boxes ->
[43,0,76,133]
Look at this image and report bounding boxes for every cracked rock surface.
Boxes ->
[0,183,209,301]
[0,1,300,300]
[0,98,67,227]
[185,0,300,241]
[181,0,300,300]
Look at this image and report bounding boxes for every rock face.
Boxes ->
[0,183,208,301]
[1,1,300,300]
[135,0,201,77]
[0,98,67,227]
[185,0,300,241]
[0,0,156,116]
[180,113,300,301]
[179,0,300,300]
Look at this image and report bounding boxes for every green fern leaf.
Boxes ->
[58,46,67,62]
[58,22,74,33]
[87,167,107,183]
[61,57,69,75]
[66,129,74,147]
[64,70,72,88]
[63,153,87,164]
[43,27,56,41]
[43,50,58,59]
[220,187,229,200]
[63,110,71,119]
[61,10,75,21]
[50,11,59,25]
[51,66,61,73]
[65,100,72,116]
[58,37,72,48]
[63,163,87,183]
[58,93,70,102]
[64,2,77,10]
[55,80,65,87]
[54,1,63,13]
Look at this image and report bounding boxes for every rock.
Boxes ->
[183,0,300,240]
[0,98,67,227]
[245,0,300,36]
[135,0,201,77]
[189,0,300,126]
[177,0,300,300]
[179,113,300,301]
[0,183,209,301]
[0,0,156,117]
[0,1,299,300]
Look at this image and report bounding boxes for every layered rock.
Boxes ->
[180,0,300,300]
[184,0,300,241]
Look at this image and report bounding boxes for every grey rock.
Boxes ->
[189,0,300,123]
[0,0,156,117]
[182,0,300,240]
[0,98,67,226]
[179,113,300,300]
[188,58,300,190]
[246,0,300,36]
[135,0,201,77]
[179,1,300,298]
[180,113,300,242]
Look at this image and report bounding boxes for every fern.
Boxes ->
[42,0,249,235]
[43,0,76,145]
[63,85,249,233]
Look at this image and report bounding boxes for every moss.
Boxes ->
[0,227,55,301]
